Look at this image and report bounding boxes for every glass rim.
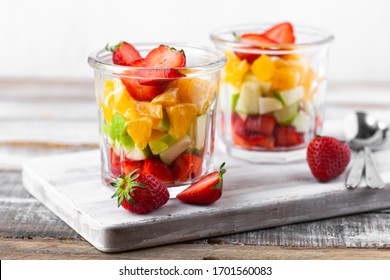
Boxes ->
[210,23,334,54]
[88,42,226,78]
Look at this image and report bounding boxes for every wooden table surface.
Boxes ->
[1,79,390,260]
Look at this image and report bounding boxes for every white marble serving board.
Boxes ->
[22,148,390,252]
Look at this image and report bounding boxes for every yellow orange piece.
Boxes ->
[98,100,113,124]
[175,78,216,114]
[151,88,179,107]
[224,51,250,88]
[272,66,301,91]
[126,117,153,150]
[302,67,318,100]
[273,58,289,69]
[250,54,275,82]
[124,100,163,120]
[166,103,198,139]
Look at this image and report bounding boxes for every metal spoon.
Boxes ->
[344,111,387,189]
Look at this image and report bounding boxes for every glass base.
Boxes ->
[225,145,307,163]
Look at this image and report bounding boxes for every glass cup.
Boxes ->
[211,24,334,162]
[88,43,225,187]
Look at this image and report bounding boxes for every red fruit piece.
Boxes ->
[306,136,351,182]
[177,163,226,205]
[107,41,142,66]
[110,148,121,177]
[138,68,186,86]
[145,45,186,68]
[111,170,169,214]
[275,126,304,147]
[143,158,173,186]
[263,22,295,44]
[172,153,203,182]
[122,160,143,176]
[231,113,274,149]
[235,34,278,63]
[245,115,276,136]
[121,78,163,101]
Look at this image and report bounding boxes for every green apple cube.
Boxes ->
[275,86,304,106]
[148,133,176,155]
[160,135,192,165]
[194,114,207,149]
[292,110,310,133]
[274,102,299,125]
[235,81,262,114]
[258,97,283,114]
[153,111,170,132]
[125,145,151,161]
[231,92,240,111]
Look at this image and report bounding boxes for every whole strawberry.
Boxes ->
[307,136,351,182]
[111,170,169,214]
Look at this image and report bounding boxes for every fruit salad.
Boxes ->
[211,22,333,159]
[90,42,224,186]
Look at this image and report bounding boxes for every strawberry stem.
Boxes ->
[212,162,226,189]
[110,169,146,207]
[105,41,122,53]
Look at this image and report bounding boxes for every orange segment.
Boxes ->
[166,103,198,139]
[175,78,216,114]
[224,51,250,88]
[124,100,162,120]
[250,54,275,82]
[272,66,301,91]
[151,88,179,107]
[126,117,153,150]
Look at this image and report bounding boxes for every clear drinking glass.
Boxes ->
[88,43,225,187]
[211,24,334,162]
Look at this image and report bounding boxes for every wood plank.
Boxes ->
[1,170,390,247]
[21,150,390,252]
[2,238,390,260]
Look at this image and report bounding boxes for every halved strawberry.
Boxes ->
[263,22,295,44]
[176,163,226,205]
[235,34,278,62]
[122,160,144,176]
[106,41,142,66]
[121,78,163,101]
[172,153,203,182]
[144,45,186,68]
[143,158,173,185]
[274,126,304,147]
[138,68,186,86]
[245,115,276,136]
[110,148,121,177]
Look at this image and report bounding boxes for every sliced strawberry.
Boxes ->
[245,115,276,136]
[138,68,186,86]
[176,163,226,205]
[121,77,163,101]
[239,33,278,45]
[275,126,304,147]
[172,154,203,182]
[110,148,121,177]
[143,158,173,185]
[107,41,142,66]
[122,160,143,176]
[263,22,295,44]
[144,45,186,68]
[235,34,278,63]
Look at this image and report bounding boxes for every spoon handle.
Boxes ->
[345,150,365,189]
[364,147,385,189]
